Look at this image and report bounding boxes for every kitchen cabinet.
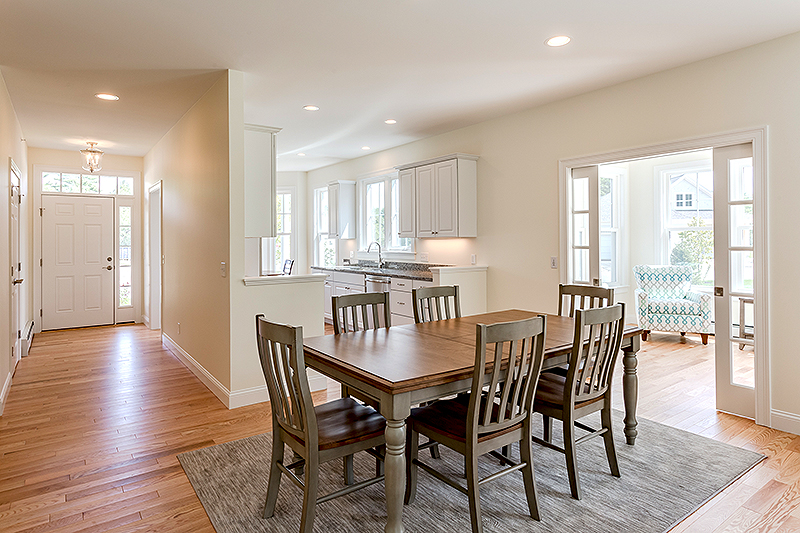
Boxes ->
[311,268,334,321]
[244,124,281,238]
[389,276,435,324]
[328,180,356,239]
[396,153,478,238]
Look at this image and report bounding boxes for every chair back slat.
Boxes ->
[558,284,614,318]
[469,316,547,437]
[332,292,392,334]
[412,285,462,323]
[567,304,625,405]
[255,315,317,446]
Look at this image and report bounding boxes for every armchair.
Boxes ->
[632,265,712,345]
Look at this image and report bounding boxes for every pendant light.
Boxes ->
[80,142,104,173]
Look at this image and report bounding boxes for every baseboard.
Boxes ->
[228,371,328,409]
[142,315,150,328]
[771,410,800,437]
[0,371,12,416]
[162,333,231,408]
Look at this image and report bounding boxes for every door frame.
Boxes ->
[559,127,770,426]
[9,158,22,370]
[33,165,142,333]
[147,181,162,330]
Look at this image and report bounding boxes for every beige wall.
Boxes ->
[144,72,232,390]
[0,71,29,413]
[307,31,800,423]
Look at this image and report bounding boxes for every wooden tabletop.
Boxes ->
[303,309,642,396]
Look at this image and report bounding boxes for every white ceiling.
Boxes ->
[2,1,800,171]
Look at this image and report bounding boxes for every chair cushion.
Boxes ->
[410,396,522,444]
[647,298,701,316]
[311,397,386,450]
[633,265,692,299]
[534,372,604,410]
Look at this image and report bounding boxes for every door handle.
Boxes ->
[714,287,724,297]
[104,265,113,270]
[107,257,113,262]
[12,278,23,285]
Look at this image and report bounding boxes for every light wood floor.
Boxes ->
[1,325,799,532]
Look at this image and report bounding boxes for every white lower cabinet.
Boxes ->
[390,277,435,324]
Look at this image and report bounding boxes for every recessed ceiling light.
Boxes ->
[385,119,397,125]
[297,152,306,156]
[303,105,319,111]
[546,35,571,47]
[362,146,371,151]
[95,93,119,101]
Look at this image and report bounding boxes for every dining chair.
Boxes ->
[412,285,461,323]
[405,316,547,533]
[256,314,386,533]
[532,303,625,500]
[558,283,614,318]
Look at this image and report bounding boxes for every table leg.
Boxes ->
[384,418,406,533]
[622,335,640,445]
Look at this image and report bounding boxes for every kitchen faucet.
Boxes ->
[367,241,385,268]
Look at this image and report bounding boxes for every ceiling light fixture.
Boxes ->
[95,93,119,101]
[385,119,397,124]
[80,142,104,173]
[362,146,370,151]
[546,35,571,47]
[303,105,319,111]
[297,152,306,156]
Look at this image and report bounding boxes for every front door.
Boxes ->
[41,195,115,330]
[713,143,756,418]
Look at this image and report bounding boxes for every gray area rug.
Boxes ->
[178,412,764,533]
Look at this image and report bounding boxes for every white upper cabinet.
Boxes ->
[244,124,281,238]
[398,168,416,238]
[328,180,356,239]
[397,153,478,238]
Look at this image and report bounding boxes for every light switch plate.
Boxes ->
[419,252,429,262]
[550,257,558,269]
[220,261,227,277]
[471,254,477,265]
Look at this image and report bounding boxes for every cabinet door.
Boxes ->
[398,168,416,238]
[434,160,458,237]
[416,164,436,237]
[323,280,333,320]
[328,183,340,237]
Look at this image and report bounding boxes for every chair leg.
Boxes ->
[543,415,553,443]
[519,435,541,521]
[701,333,709,345]
[299,454,319,533]
[263,431,285,519]
[641,330,649,341]
[466,452,483,533]
[563,419,582,500]
[404,426,420,505]
[601,406,621,478]
[430,442,441,459]
[343,455,354,485]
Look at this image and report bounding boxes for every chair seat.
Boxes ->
[410,396,522,444]
[534,372,604,410]
[285,397,386,450]
[647,298,701,316]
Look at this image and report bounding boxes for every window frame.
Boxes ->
[262,186,297,274]
[357,172,414,258]
[313,186,336,267]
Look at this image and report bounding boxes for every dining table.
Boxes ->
[303,309,643,533]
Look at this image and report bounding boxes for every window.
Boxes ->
[118,206,132,307]
[599,167,624,285]
[658,163,714,287]
[262,188,296,273]
[41,172,134,196]
[314,187,336,267]
[359,174,413,252]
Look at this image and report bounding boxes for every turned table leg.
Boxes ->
[384,418,406,533]
[622,335,640,445]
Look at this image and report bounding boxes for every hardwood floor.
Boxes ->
[0,325,798,532]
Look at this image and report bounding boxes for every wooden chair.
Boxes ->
[405,316,548,533]
[255,315,386,533]
[558,283,614,318]
[532,303,625,500]
[331,291,391,334]
[412,285,461,323]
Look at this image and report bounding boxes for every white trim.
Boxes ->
[559,127,771,427]
[142,315,150,328]
[430,265,488,274]
[395,153,479,170]
[0,371,11,416]
[162,333,230,408]
[243,273,327,286]
[244,123,282,134]
[771,410,800,436]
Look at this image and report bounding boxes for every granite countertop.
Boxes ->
[310,263,440,282]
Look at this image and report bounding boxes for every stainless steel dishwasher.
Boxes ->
[365,275,392,327]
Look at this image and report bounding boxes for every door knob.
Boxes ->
[107,257,113,262]
[104,265,113,270]
[12,278,23,285]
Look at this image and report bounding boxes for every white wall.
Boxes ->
[306,31,800,425]
[0,71,29,413]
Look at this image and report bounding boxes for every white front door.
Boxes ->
[41,195,115,330]
[713,143,756,418]
[9,162,22,369]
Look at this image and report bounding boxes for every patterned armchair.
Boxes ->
[633,265,712,345]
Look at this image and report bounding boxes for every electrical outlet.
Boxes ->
[471,254,477,265]
[177,322,181,334]
[220,261,227,277]
[349,250,354,258]
[550,257,558,269]
[419,252,429,262]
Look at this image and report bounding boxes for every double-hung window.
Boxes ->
[261,187,296,273]
[359,173,413,253]
[313,187,336,267]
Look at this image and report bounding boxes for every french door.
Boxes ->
[713,143,755,418]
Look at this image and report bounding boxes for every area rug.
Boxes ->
[178,412,764,533]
